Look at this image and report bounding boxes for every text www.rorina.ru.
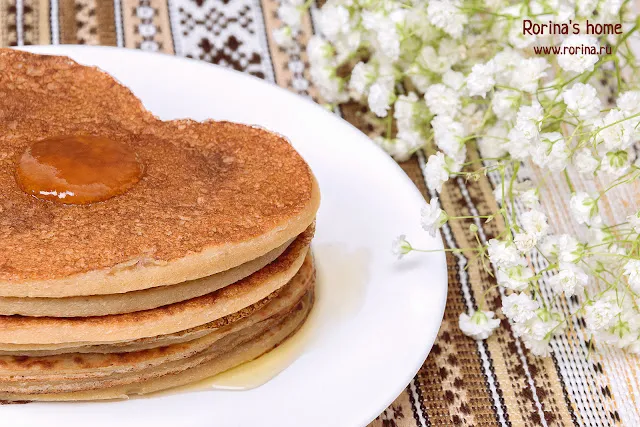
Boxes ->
[533,44,612,55]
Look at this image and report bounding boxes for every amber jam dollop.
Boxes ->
[15,135,144,205]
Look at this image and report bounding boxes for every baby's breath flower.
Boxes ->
[557,35,599,73]
[487,239,523,269]
[466,62,495,98]
[317,4,350,42]
[520,209,549,239]
[502,293,539,323]
[585,299,620,332]
[367,76,396,117]
[424,84,460,116]
[349,62,375,99]
[425,152,449,193]
[570,192,601,226]
[421,197,449,237]
[426,0,468,39]
[491,89,519,121]
[549,262,589,297]
[273,26,296,49]
[497,264,534,290]
[562,83,602,120]
[617,91,640,115]
[459,310,500,340]
[573,149,600,176]
[391,235,412,259]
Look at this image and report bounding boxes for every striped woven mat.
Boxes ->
[2,1,639,426]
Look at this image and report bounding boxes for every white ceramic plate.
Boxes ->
[4,46,447,427]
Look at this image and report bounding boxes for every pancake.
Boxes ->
[0,234,294,317]
[0,48,320,298]
[0,254,314,356]
[0,256,314,380]
[0,290,313,399]
[0,229,312,345]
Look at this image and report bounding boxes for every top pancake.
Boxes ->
[0,49,320,297]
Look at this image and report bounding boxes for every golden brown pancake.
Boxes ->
[0,235,293,317]
[0,49,320,298]
[0,254,314,356]
[0,229,312,345]
[0,257,314,381]
[0,290,313,399]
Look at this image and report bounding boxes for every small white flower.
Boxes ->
[557,35,599,73]
[349,62,375,99]
[425,152,450,193]
[507,131,531,161]
[600,149,631,178]
[278,4,302,28]
[431,115,466,161]
[421,197,448,237]
[466,62,495,98]
[521,209,549,239]
[585,299,620,332]
[515,102,543,141]
[617,91,640,115]
[367,76,395,117]
[317,5,350,42]
[459,310,500,340]
[519,189,540,209]
[594,109,634,151]
[623,259,640,293]
[363,12,401,61]
[307,36,332,66]
[394,92,419,131]
[570,192,600,226]
[513,232,537,253]
[577,0,599,16]
[549,262,589,297]
[562,83,601,119]
[627,210,640,233]
[487,239,523,269]
[427,0,468,39]
[492,89,519,121]
[442,69,465,91]
[532,132,569,172]
[416,46,450,74]
[394,130,424,161]
[478,121,509,159]
[273,26,295,49]
[502,293,539,323]
[309,65,348,104]
[391,235,412,259]
[573,149,600,176]
[497,264,533,291]
[424,84,460,116]
[510,58,549,93]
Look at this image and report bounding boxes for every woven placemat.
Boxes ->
[2,1,638,425]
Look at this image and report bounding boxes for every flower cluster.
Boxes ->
[273,0,640,356]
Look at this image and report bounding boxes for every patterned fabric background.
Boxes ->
[1,1,639,425]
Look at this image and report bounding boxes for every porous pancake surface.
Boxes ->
[0,49,320,297]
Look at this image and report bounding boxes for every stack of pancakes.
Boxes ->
[0,49,320,401]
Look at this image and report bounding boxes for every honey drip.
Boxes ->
[15,135,143,204]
